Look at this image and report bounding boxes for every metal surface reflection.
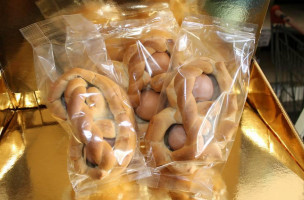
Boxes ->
[0,134,24,179]
[0,70,14,137]
[248,60,304,178]
[0,113,24,180]
[229,104,304,200]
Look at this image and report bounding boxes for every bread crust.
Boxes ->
[123,31,174,110]
[48,68,136,179]
[145,57,238,173]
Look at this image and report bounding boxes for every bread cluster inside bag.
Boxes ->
[143,15,256,198]
[20,14,149,198]
[98,5,179,137]
[21,3,256,199]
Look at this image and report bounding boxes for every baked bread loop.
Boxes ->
[48,68,136,179]
[145,57,238,173]
[122,30,174,122]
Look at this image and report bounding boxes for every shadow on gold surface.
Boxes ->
[0,110,14,138]
[3,42,38,93]
[0,70,15,137]
[0,75,13,110]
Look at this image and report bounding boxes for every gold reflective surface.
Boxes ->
[223,103,304,200]
[0,62,303,199]
[0,70,14,137]
[248,60,304,178]
[13,92,39,109]
[0,114,24,181]
[0,71,13,110]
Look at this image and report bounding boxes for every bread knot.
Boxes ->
[48,68,136,179]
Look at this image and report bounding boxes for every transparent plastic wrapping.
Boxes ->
[36,0,124,24]
[36,0,171,24]
[143,15,256,198]
[36,0,112,20]
[20,14,149,198]
[98,7,179,137]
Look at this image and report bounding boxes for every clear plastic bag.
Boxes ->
[36,0,202,25]
[36,2,179,133]
[36,0,172,24]
[98,6,179,137]
[143,15,256,198]
[36,0,122,23]
[20,14,149,198]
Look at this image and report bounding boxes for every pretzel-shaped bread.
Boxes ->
[122,30,174,121]
[48,68,136,179]
[145,57,238,173]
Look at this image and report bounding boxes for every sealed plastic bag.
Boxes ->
[99,5,179,137]
[20,14,149,198]
[143,15,256,198]
[36,0,171,23]
[37,1,179,128]
[36,0,202,25]
[36,0,122,23]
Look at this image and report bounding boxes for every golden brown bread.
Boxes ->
[119,30,175,135]
[123,38,168,109]
[48,68,136,179]
[145,57,238,173]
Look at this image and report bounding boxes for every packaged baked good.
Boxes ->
[99,5,179,137]
[20,14,149,198]
[37,2,179,136]
[143,15,256,198]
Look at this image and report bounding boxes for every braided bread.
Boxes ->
[122,30,174,122]
[145,57,238,173]
[48,68,136,179]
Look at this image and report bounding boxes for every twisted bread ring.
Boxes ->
[122,30,174,121]
[145,57,238,172]
[48,68,136,179]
